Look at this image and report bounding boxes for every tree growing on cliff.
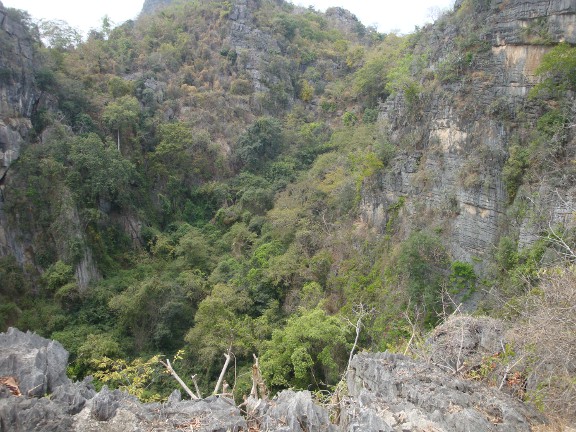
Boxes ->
[531,42,576,99]
[102,95,140,153]
[234,117,283,172]
[396,231,450,325]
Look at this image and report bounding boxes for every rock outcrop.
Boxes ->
[342,352,544,432]
[0,1,36,182]
[360,0,576,269]
[256,390,336,432]
[0,328,545,431]
[0,328,71,397]
[488,0,576,45]
[0,1,38,271]
[0,2,103,288]
[140,0,174,15]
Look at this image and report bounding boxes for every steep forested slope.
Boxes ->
[0,0,574,423]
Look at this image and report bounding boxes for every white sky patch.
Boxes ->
[1,0,456,36]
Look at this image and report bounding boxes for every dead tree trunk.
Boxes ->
[160,359,200,400]
[213,346,232,395]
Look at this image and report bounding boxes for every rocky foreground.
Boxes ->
[0,326,544,431]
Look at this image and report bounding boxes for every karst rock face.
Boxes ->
[0,1,36,183]
[0,2,103,288]
[360,0,576,269]
[0,328,71,398]
[141,0,175,15]
[0,0,38,271]
[0,328,544,431]
[343,353,543,432]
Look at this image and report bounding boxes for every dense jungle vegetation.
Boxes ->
[0,0,575,422]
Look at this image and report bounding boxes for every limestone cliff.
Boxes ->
[0,1,36,184]
[361,0,576,267]
[0,2,101,289]
[0,2,37,267]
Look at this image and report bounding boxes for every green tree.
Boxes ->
[396,231,450,325]
[532,43,576,99]
[66,133,136,207]
[185,284,257,369]
[109,274,198,352]
[151,122,214,185]
[235,117,283,172]
[38,19,82,51]
[260,308,349,390]
[102,95,140,152]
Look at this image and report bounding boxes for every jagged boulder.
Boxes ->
[259,390,336,432]
[0,396,74,432]
[0,328,247,432]
[0,328,71,397]
[342,352,545,432]
[71,391,247,432]
[49,378,96,415]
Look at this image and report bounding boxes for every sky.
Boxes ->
[2,0,456,36]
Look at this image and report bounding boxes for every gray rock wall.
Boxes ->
[489,0,576,45]
[360,0,576,265]
[0,3,36,181]
[0,2,37,270]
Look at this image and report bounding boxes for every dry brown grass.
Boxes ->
[507,267,576,424]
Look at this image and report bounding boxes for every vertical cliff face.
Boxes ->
[361,0,576,266]
[0,3,101,289]
[0,2,37,265]
[0,1,36,183]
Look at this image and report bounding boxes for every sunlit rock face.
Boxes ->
[360,0,576,268]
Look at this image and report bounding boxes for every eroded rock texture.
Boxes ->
[0,0,36,181]
[141,0,174,15]
[360,0,576,268]
[342,352,544,432]
[0,328,70,397]
[0,328,545,432]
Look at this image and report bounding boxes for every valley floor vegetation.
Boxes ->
[0,0,575,426]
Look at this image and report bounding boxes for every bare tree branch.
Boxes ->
[191,374,202,399]
[213,345,232,395]
[344,304,375,371]
[159,359,199,400]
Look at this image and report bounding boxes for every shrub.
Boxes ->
[362,108,378,124]
[449,261,476,295]
[235,117,283,172]
[342,111,358,127]
[230,78,253,95]
[531,43,576,99]
[502,144,529,202]
[396,231,450,325]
